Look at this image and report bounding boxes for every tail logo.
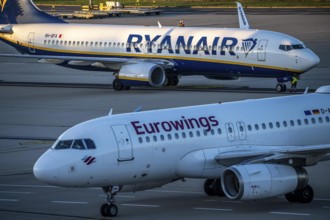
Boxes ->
[0,0,7,12]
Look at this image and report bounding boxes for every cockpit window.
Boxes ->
[279,45,292,51]
[54,140,73,149]
[292,44,306,49]
[53,139,96,150]
[279,44,305,51]
[84,139,96,149]
[72,139,85,150]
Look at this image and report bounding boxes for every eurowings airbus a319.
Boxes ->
[0,0,320,91]
[34,86,330,217]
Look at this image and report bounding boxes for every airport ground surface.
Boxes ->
[0,8,330,220]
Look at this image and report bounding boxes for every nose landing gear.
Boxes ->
[100,186,120,217]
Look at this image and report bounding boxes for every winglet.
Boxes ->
[108,108,113,116]
[157,21,162,28]
[134,106,142,112]
[236,2,249,29]
[304,87,309,94]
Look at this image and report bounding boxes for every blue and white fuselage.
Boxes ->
[0,1,320,91]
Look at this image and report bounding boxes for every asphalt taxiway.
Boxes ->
[0,8,330,220]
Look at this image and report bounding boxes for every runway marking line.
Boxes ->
[146,189,203,194]
[0,184,58,188]
[0,191,33,194]
[0,199,19,202]
[194,207,233,212]
[121,203,160,208]
[51,201,89,205]
[270,211,311,216]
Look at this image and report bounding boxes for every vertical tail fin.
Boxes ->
[0,0,66,24]
[236,2,250,29]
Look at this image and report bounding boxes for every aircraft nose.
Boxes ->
[302,49,320,71]
[33,153,59,185]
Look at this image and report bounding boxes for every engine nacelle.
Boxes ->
[118,63,166,87]
[221,164,308,200]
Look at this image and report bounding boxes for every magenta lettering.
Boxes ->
[130,116,219,135]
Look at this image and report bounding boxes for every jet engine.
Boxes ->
[118,63,166,87]
[221,164,308,200]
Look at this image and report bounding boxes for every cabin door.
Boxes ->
[111,125,134,162]
[27,32,35,53]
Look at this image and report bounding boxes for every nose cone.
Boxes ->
[33,152,59,185]
[302,49,320,71]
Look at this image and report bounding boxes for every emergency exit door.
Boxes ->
[111,125,134,162]
[257,39,268,61]
[27,32,35,53]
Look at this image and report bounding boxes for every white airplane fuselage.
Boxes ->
[1,23,320,78]
[34,87,330,189]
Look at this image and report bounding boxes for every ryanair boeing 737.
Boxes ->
[0,0,320,91]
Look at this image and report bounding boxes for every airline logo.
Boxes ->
[131,115,219,135]
[0,0,7,12]
[82,155,96,165]
[126,34,258,57]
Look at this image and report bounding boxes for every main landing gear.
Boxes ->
[204,178,225,197]
[100,186,120,217]
[165,75,179,86]
[112,78,131,91]
[285,184,314,203]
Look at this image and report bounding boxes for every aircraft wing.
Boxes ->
[215,144,330,167]
[0,53,175,68]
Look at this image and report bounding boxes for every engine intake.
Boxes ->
[118,63,166,87]
[221,164,308,200]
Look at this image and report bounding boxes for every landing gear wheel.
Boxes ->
[100,186,120,217]
[285,192,299,203]
[204,179,216,196]
[213,179,225,197]
[165,76,179,86]
[297,185,314,203]
[113,78,124,91]
[204,179,224,197]
[100,203,118,217]
[285,185,314,203]
[276,83,286,92]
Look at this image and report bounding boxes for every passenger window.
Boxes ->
[319,117,323,123]
[182,132,186,138]
[247,125,252,131]
[210,129,215,135]
[283,121,288,127]
[175,133,179,139]
[189,131,194,137]
[72,139,85,150]
[196,130,201,137]
[262,123,266,129]
[326,116,330,123]
[297,119,302,126]
[138,137,143,143]
[254,124,259,130]
[217,128,222,134]
[54,140,73,149]
[153,136,157,142]
[269,122,273,129]
[160,135,165,141]
[146,136,150,143]
[311,118,316,124]
[167,134,172,140]
[84,139,96,149]
[203,130,208,136]
[276,121,280,128]
[304,118,309,125]
[290,120,295,126]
